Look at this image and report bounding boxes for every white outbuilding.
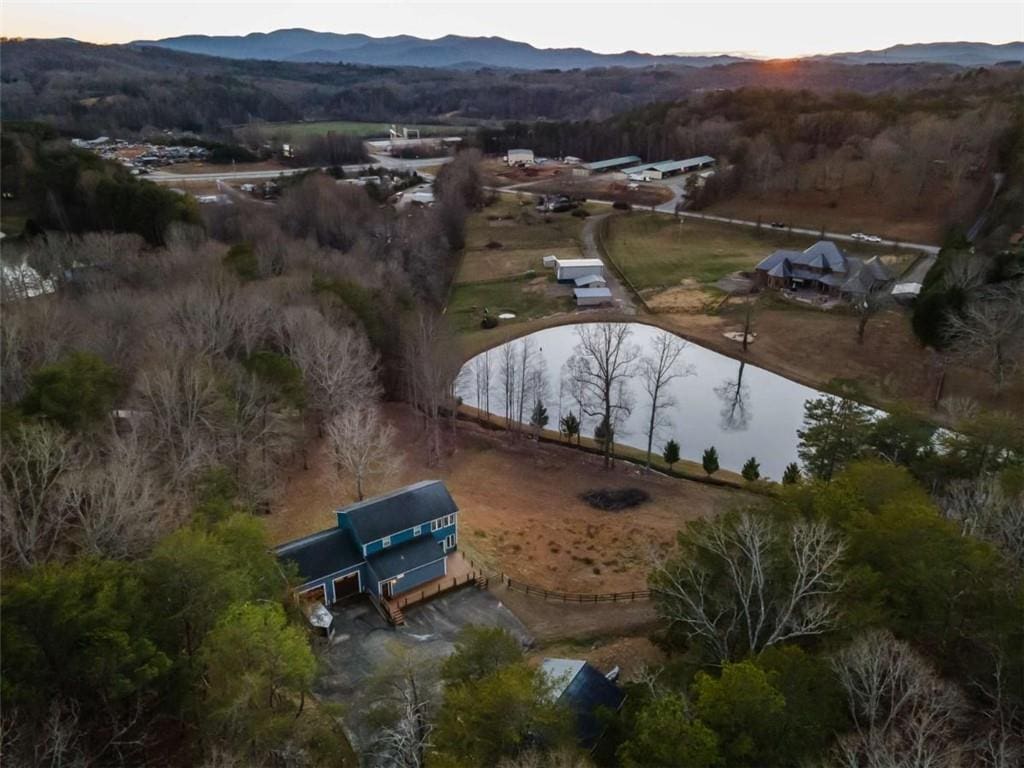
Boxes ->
[506,148,535,166]
[574,287,613,307]
[555,258,604,282]
[573,274,607,288]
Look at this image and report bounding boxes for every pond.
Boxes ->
[458,321,839,479]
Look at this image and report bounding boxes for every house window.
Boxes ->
[382,536,392,549]
[444,533,456,551]
[430,519,440,532]
[413,525,422,536]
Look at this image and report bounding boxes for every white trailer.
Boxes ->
[555,258,604,282]
[574,287,613,307]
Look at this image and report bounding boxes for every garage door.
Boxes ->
[333,573,360,603]
[299,585,326,604]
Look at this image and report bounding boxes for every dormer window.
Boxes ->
[413,525,422,536]
[382,536,392,548]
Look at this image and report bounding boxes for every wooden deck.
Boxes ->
[384,551,488,622]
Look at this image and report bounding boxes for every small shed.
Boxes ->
[506,148,535,166]
[542,658,625,749]
[556,258,604,282]
[574,287,613,307]
[574,274,607,288]
[305,602,336,640]
[542,254,559,268]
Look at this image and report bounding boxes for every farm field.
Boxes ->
[603,212,911,293]
[449,197,593,333]
[240,120,474,139]
[266,404,747,594]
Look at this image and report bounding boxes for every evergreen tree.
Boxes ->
[782,462,801,485]
[663,439,681,470]
[702,446,720,476]
[741,457,761,482]
[797,396,873,481]
[529,398,549,435]
[559,412,581,445]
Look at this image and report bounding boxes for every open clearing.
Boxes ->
[266,404,746,594]
[520,175,674,207]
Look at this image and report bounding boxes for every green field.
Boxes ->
[242,121,474,140]
[602,213,904,291]
[447,277,573,334]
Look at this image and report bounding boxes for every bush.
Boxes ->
[702,446,720,476]
[486,240,503,249]
[480,315,499,329]
[742,457,761,482]
[580,488,651,511]
[571,208,590,218]
[612,200,631,210]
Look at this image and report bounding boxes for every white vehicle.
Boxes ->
[850,232,867,241]
[865,235,883,243]
[627,183,639,190]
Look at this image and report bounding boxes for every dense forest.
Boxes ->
[1,37,974,136]
[0,129,483,765]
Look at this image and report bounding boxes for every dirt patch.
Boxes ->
[521,176,673,207]
[267,404,747,594]
[498,586,659,644]
[581,488,651,511]
[646,283,719,313]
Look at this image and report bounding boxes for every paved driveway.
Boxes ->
[315,587,532,750]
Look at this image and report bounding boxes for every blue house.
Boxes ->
[275,480,459,605]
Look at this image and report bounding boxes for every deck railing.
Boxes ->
[392,571,484,610]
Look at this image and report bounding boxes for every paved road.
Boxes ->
[490,185,939,256]
[148,154,451,184]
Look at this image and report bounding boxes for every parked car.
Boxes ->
[865,235,883,243]
[851,232,868,240]
[770,221,787,228]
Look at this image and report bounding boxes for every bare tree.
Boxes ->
[63,430,177,559]
[401,310,460,466]
[326,403,401,501]
[946,284,1024,388]
[832,630,969,768]
[500,340,519,430]
[135,350,224,491]
[638,332,691,469]
[651,511,847,661]
[938,476,1024,570]
[854,289,892,345]
[714,360,752,432]
[0,423,76,567]
[284,308,380,426]
[570,323,641,468]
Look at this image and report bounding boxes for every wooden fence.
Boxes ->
[500,573,650,603]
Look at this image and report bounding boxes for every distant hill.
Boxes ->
[132,28,748,69]
[819,41,1023,67]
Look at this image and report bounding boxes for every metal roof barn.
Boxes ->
[581,155,642,172]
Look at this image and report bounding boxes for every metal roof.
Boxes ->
[275,527,364,585]
[574,287,613,298]
[623,155,715,175]
[574,274,607,286]
[582,155,642,171]
[557,258,603,268]
[339,480,457,544]
[542,659,625,748]
[367,535,446,582]
[755,241,849,276]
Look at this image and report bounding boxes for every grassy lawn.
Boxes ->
[246,121,473,139]
[447,276,573,334]
[603,213,905,291]
[604,213,825,290]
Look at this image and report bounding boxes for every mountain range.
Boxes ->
[131,30,1023,70]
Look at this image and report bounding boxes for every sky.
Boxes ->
[2,0,1022,59]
